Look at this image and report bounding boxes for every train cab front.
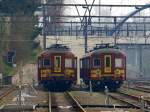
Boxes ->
[90,54,126,91]
[38,54,77,89]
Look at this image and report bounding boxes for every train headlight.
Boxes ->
[65,69,74,77]
[91,69,101,78]
[115,69,125,78]
[40,69,51,78]
[115,69,120,75]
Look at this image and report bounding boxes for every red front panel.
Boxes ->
[89,52,126,80]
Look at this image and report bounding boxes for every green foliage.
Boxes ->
[29,51,38,62]
[3,63,15,75]
[0,0,41,15]
[0,0,42,76]
[0,58,16,75]
[0,17,10,53]
[0,17,5,33]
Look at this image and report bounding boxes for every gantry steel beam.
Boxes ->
[110,4,150,36]
[41,15,150,18]
[42,4,148,7]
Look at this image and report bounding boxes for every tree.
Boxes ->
[0,0,41,15]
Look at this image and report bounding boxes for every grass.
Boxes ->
[3,63,16,76]
[0,59,16,76]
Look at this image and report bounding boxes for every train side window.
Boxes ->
[93,58,100,68]
[43,59,50,66]
[115,58,122,67]
[65,58,72,68]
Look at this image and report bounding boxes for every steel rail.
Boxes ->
[66,92,86,112]
[108,93,141,108]
[123,85,150,93]
[0,86,16,100]
[118,90,150,105]
[108,91,150,112]
[135,86,150,93]
[109,94,150,112]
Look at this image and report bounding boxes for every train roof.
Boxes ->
[82,44,126,58]
[46,44,71,52]
[39,44,73,56]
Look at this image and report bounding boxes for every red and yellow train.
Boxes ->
[37,44,126,91]
[80,44,126,91]
[37,44,77,91]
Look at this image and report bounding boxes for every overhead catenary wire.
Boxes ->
[0,40,36,42]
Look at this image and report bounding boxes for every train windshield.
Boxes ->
[115,58,122,67]
[43,59,50,66]
[93,58,101,68]
[65,58,72,68]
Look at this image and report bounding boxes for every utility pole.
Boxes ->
[114,17,117,45]
[43,4,47,50]
[83,16,88,53]
[82,0,95,53]
[139,46,143,77]
[99,0,101,25]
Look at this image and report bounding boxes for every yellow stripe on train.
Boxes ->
[115,69,125,77]
[91,69,101,77]
[40,69,51,78]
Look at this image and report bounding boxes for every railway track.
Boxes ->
[108,91,150,112]
[123,84,150,93]
[49,92,86,112]
[132,86,150,93]
[0,86,16,101]
[119,89,150,105]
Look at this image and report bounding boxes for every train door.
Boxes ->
[104,55,112,73]
[54,56,61,73]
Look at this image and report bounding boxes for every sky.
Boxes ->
[65,0,150,16]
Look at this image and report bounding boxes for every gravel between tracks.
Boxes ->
[71,91,125,105]
[51,92,77,112]
[70,91,142,112]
